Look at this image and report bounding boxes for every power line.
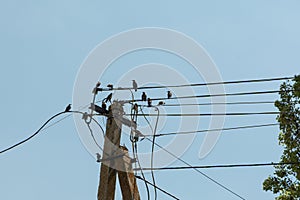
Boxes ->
[144,138,246,200]
[134,162,300,171]
[125,111,280,117]
[0,110,103,154]
[150,106,160,200]
[100,76,293,91]
[145,123,279,137]
[124,90,286,103]
[135,175,180,200]
[139,110,245,199]
[159,101,276,106]
[0,110,69,154]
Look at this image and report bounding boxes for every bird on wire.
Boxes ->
[132,80,138,92]
[96,153,101,163]
[147,98,152,107]
[92,81,101,94]
[142,92,147,101]
[65,104,71,112]
[157,101,165,106]
[103,93,113,103]
[167,91,172,99]
[107,84,113,90]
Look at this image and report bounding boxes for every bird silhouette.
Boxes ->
[102,102,107,111]
[107,84,113,90]
[104,93,113,103]
[147,98,152,107]
[134,129,145,141]
[167,91,172,99]
[157,101,165,106]
[96,82,101,88]
[141,92,147,101]
[96,153,101,162]
[132,80,138,92]
[65,104,71,112]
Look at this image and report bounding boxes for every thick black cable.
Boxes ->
[134,162,300,171]
[146,123,279,137]
[125,111,280,117]
[100,76,293,91]
[145,138,246,200]
[135,175,180,200]
[0,111,69,154]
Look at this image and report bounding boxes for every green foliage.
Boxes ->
[263,75,300,199]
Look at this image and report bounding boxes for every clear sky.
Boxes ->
[0,1,299,199]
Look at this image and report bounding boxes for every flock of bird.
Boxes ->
[92,80,172,113]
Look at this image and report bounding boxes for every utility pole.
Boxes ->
[97,101,140,200]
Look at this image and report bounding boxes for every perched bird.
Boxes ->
[96,81,101,88]
[157,101,165,106]
[147,98,152,107]
[134,129,145,141]
[107,84,113,90]
[90,104,106,115]
[102,102,107,111]
[167,91,172,99]
[93,82,101,94]
[82,112,89,120]
[141,92,147,101]
[96,153,101,163]
[104,93,113,103]
[65,104,71,112]
[132,80,138,92]
[132,103,138,112]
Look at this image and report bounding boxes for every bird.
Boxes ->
[65,104,71,112]
[167,91,172,99]
[147,98,152,107]
[96,153,101,163]
[157,101,165,106]
[93,82,101,94]
[96,81,101,88]
[132,103,138,112]
[107,84,113,90]
[132,80,138,92]
[104,93,113,103]
[134,129,145,141]
[141,92,147,101]
[102,102,107,111]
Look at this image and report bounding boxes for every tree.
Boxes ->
[263,75,300,199]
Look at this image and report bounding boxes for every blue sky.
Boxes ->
[0,1,299,199]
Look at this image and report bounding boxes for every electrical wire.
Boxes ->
[134,162,300,171]
[156,101,276,107]
[0,110,69,154]
[144,138,246,200]
[0,110,105,154]
[124,89,290,103]
[86,121,103,152]
[134,142,151,200]
[100,76,293,91]
[144,123,279,137]
[126,111,280,117]
[150,106,160,200]
[135,175,180,200]
[139,111,245,199]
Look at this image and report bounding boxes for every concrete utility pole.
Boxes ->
[97,101,140,200]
